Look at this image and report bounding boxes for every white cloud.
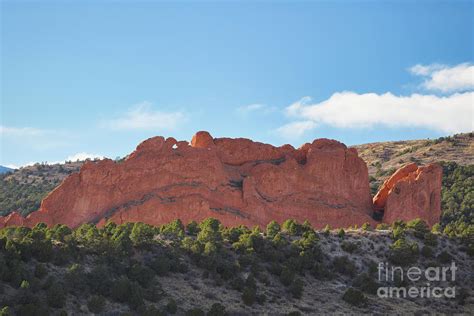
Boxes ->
[410,63,474,93]
[281,92,473,134]
[102,101,185,131]
[236,103,276,115]
[0,126,46,137]
[275,120,317,139]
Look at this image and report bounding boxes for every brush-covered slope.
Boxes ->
[0,219,472,315]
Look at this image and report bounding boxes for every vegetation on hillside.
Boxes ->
[0,162,82,217]
[0,175,56,217]
[0,218,472,315]
[356,132,474,193]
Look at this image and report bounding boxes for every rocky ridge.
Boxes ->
[0,132,442,229]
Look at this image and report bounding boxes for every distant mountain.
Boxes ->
[0,165,14,174]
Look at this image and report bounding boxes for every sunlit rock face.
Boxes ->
[374,163,442,227]
[0,132,441,229]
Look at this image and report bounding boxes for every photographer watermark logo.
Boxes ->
[377,262,457,298]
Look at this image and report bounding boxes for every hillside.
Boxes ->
[0,162,84,217]
[352,133,474,193]
[0,218,472,315]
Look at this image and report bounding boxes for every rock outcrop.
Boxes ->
[373,163,442,226]
[0,132,442,229]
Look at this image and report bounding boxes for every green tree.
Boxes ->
[407,218,429,239]
[87,295,105,313]
[342,288,367,307]
[130,222,155,246]
[197,218,222,244]
[186,221,200,236]
[282,219,301,236]
[242,287,257,306]
[322,224,331,236]
[289,278,304,298]
[389,238,419,265]
[266,221,281,239]
[337,228,345,238]
[47,282,66,308]
[161,219,185,239]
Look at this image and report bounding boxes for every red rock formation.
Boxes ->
[374,163,442,226]
[0,132,442,229]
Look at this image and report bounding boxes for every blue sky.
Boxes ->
[1,0,473,168]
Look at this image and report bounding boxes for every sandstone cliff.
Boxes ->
[0,132,442,229]
[374,163,442,226]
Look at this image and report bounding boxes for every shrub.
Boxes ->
[46,282,65,308]
[342,288,367,307]
[160,219,185,239]
[130,222,155,246]
[128,263,155,288]
[311,262,332,280]
[207,303,226,316]
[437,250,452,263]
[337,228,345,238]
[186,221,200,236]
[266,221,281,239]
[282,219,302,236]
[87,295,105,313]
[333,256,356,276]
[149,256,171,276]
[376,223,390,230]
[20,280,30,289]
[185,308,205,316]
[48,224,72,242]
[0,307,11,316]
[421,246,434,258]
[166,298,178,314]
[271,232,288,248]
[391,226,406,240]
[289,278,304,299]
[389,238,419,265]
[86,265,112,296]
[111,276,132,302]
[341,241,358,253]
[204,241,219,256]
[302,220,313,233]
[431,223,441,233]
[279,266,295,286]
[198,218,222,244]
[392,220,406,230]
[352,273,379,294]
[407,219,429,239]
[222,226,249,243]
[361,223,372,231]
[242,286,257,306]
[423,232,438,247]
[127,281,144,310]
[322,225,331,236]
[297,231,319,251]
